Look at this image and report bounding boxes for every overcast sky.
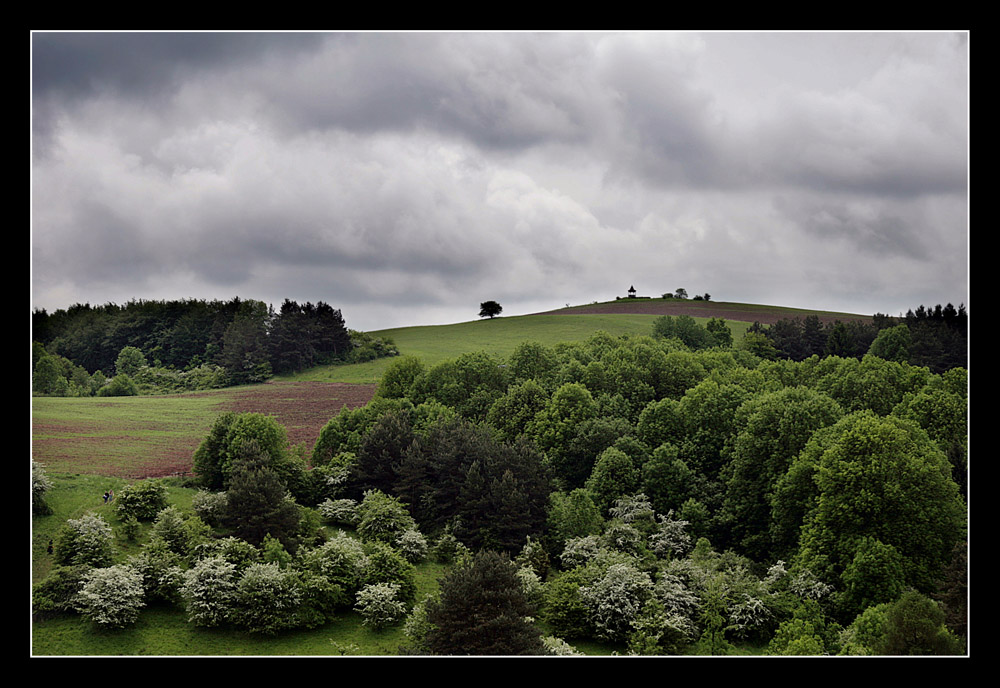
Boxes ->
[31,31,969,332]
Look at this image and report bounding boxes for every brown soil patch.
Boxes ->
[221,381,377,449]
[535,301,871,325]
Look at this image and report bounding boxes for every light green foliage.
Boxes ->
[876,590,964,655]
[840,537,907,617]
[114,346,147,377]
[97,373,138,397]
[361,540,417,606]
[584,447,640,512]
[722,386,843,560]
[375,355,425,399]
[527,382,597,456]
[127,537,184,603]
[356,489,418,544]
[311,397,412,466]
[75,565,146,628]
[868,323,910,363]
[652,314,716,350]
[486,379,549,443]
[795,411,966,593]
[545,489,605,556]
[114,479,169,522]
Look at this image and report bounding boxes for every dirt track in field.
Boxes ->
[534,301,871,325]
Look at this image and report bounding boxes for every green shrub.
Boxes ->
[114,480,169,521]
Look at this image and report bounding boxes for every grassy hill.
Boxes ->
[278,298,868,384]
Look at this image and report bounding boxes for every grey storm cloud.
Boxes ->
[31,31,968,331]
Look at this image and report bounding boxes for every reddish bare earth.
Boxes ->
[222,382,377,449]
[536,300,871,325]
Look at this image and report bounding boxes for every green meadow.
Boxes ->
[278,310,754,384]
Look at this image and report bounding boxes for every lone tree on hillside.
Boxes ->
[479,301,503,319]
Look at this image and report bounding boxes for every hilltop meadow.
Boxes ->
[31,298,968,657]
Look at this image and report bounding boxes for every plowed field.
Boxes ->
[31,382,376,479]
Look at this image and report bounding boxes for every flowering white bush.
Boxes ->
[75,564,146,628]
[180,556,238,627]
[191,490,228,526]
[355,582,407,629]
[395,528,429,563]
[579,563,654,643]
[318,498,360,526]
[32,461,53,514]
[232,562,303,634]
[648,511,692,559]
[54,512,114,568]
[542,635,584,656]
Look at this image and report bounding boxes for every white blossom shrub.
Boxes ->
[191,490,228,526]
[355,582,407,629]
[542,635,584,656]
[402,596,436,652]
[299,531,369,597]
[180,555,238,627]
[579,563,654,643]
[559,535,606,569]
[318,498,360,526]
[395,528,429,563]
[654,573,701,631]
[648,511,693,559]
[32,460,54,515]
[54,512,114,568]
[232,562,303,635]
[608,493,656,527]
[601,521,645,555]
[75,564,146,628]
[516,564,545,609]
[789,568,834,600]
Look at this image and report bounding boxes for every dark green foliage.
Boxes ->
[479,300,503,319]
[222,440,302,551]
[424,550,545,655]
[354,410,415,495]
[32,565,91,618]
[396,417,552,553]
[876,591,964,655]
[652,314,715,350]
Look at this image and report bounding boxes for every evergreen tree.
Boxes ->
[424,551,545,655]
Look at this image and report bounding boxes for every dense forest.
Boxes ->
[33,308,969,655]
[31,297,398,395]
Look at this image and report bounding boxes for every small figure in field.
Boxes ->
[47,539,53,555]
[103,491,110,504]
[109,489,114,502]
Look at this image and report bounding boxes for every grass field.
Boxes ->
[278,309,757,384]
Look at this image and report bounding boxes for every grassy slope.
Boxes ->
[279,309,761,384]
